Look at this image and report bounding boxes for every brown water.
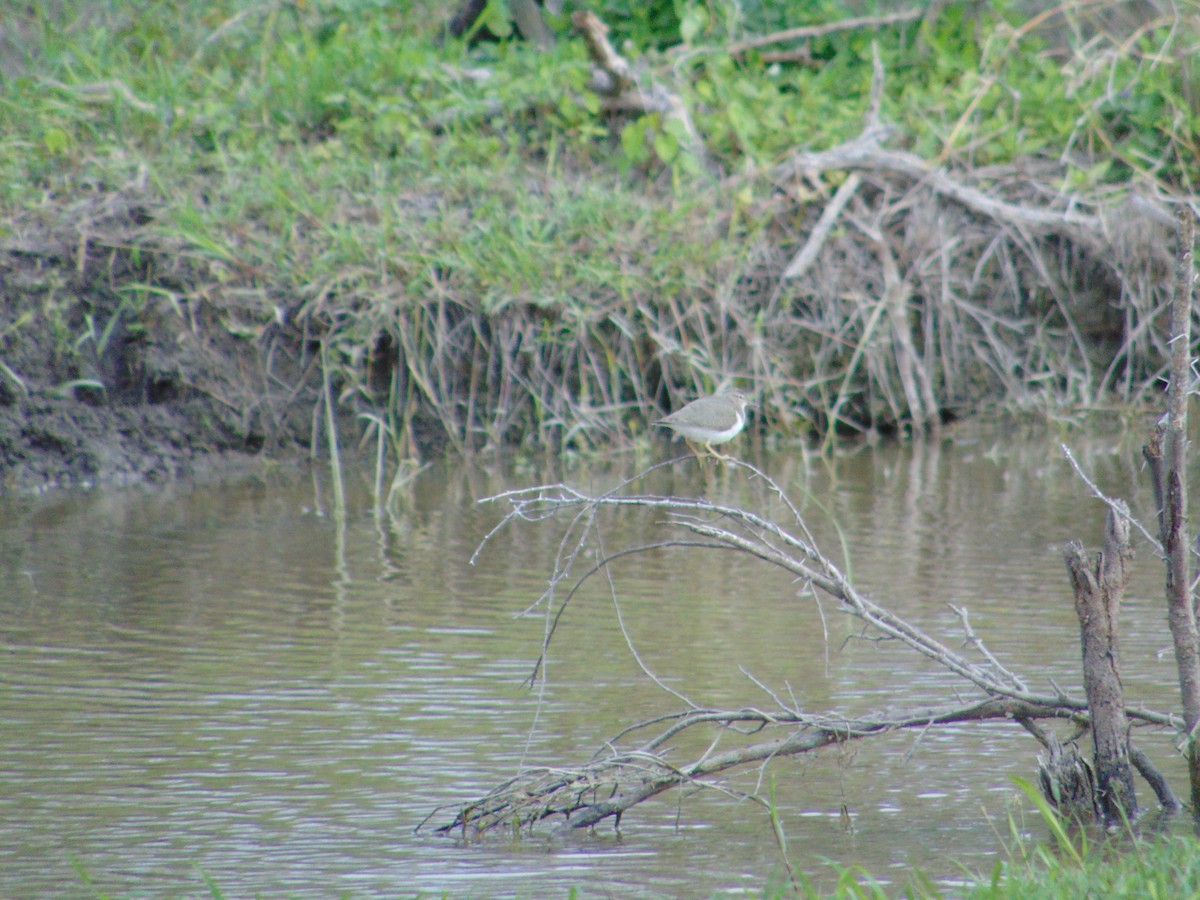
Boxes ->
[0,427,1188,897]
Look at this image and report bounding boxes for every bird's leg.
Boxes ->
[683,438,706,463]
[704,442,739,464]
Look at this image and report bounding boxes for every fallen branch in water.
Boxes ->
[421,459,1179,837]
[421,697,1086,838]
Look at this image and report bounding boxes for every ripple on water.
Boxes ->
[0,443,1188,896]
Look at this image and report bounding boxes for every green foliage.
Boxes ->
[0,0,1195,455]
[3,1,1193,220]
[757,778,1200,899]
[954,777,1200,899]
[964,831,1200,898]
[594,0,682,48]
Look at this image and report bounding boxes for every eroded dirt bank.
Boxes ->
[0,193,317,492]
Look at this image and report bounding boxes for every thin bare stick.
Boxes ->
[729,8,923,55]
[1061,443,1161,552]
[950,603,1028,692]
[783,173,862,281]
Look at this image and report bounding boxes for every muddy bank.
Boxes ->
[0,192,316,492]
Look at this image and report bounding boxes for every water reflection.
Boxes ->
[0,428,1189,896]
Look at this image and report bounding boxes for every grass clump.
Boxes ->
[964,832,1200,899]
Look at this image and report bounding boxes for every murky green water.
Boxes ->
[0,426,1188,897]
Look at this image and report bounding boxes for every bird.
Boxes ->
[654,390,753,459]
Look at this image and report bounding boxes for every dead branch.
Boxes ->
[1131,742,1181,811]
[729,8,924,57]
[770,47,1106,242]
[756,36,1176,434]
[782,172,860,281]
[951,604,1027,693]
[571,11,719,175]
[1149,204,1200,811]
[774,121,1106,243]
[756,47,817,66]
[1057,207,1196,818]
[427,460,1181,836]
[422,697,1082,837]
[1062,443,1162,553]
[571,10,631,96]
[479,464,1180,726]
[849,211,938,429]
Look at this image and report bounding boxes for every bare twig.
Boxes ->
[1061,443,1162,552]
[729,8,923,56]
[782,172,861,281]
[950,603,1028,692]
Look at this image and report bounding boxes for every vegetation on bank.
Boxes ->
[793,820,1200,899]
[963,832,1200,900]
[1,0,1197,477]
[768,832,1200,898]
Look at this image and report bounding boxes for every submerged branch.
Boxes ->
[432,461,1182,836]
[422,697,1087,837]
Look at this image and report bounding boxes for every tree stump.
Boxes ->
[1063,500,1137,826]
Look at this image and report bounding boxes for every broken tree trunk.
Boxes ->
[1063,500,1137,825]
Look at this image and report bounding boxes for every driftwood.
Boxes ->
[420,460,1180,837]
[426,698,1082,838]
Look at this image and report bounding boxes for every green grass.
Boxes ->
[959,828,1200,900]
[1,0,1196,461]
[750,830,1200,899]
[745,774,1200,899]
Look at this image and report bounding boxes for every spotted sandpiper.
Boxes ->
[655,390,753,459]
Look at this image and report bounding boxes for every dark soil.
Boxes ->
[0,191,318,492]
